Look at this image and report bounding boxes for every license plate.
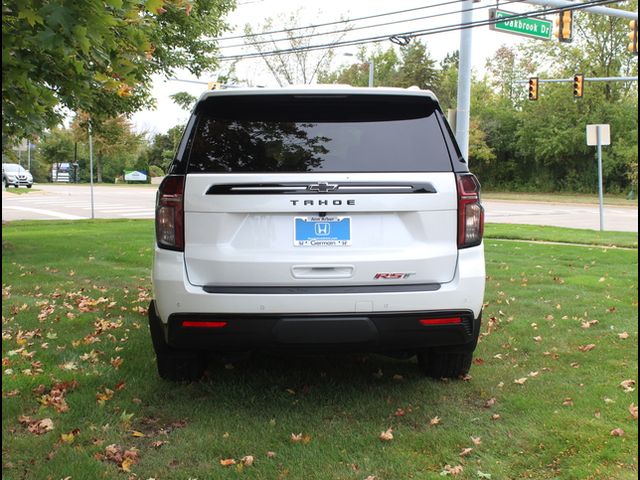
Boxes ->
[294,217,351,246]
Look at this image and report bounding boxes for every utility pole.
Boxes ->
[455,0,475,162]
[88,121,95,220]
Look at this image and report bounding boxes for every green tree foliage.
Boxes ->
[396,41,439,90]
[71,114,144,183]
[2,0,235,148]
[140,125,185,172]
[38,128,75,182]
[319,46,400,87]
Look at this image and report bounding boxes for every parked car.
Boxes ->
[149,86,485,381]
[2,163,33,188]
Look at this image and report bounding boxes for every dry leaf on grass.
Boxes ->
[620,380,636,393]
[459,447,473,457]
[471,436,482,446]
[610,428,625,437]
[241,455,254,466]
[618,332,629,340]
[441,464,464,475]
[629,403,638,420]
[514,377,528,385]
[429,416,441,426]
[578,344,596,352]
[219,458,236,467]
[379,428,394,441]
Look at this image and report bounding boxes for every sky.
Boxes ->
[131,0,532,136]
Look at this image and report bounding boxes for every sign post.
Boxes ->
[586,124,611,231]
[489,9,554,40]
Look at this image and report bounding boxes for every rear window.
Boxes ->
[186,94,453,173]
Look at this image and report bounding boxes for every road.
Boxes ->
[2,184,638,232]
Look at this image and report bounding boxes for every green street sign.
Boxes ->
[489,9,553,41]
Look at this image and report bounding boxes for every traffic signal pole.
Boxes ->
[523,0,637,21]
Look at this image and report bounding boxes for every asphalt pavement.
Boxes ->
[2,183,638,232]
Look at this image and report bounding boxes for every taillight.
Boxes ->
[156,175,185,251]
[456,173,484,248]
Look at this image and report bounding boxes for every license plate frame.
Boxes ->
[294,216,351,246]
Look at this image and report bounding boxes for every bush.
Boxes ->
[148,165,164,178]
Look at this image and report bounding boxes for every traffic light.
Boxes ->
[554,10,573,43]
[629,20,638,55]
[573,74,584,99]
[528,77,539,101]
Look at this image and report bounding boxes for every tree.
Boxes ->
[71,114,144,183]
[434,51,459,111]
[395,41,439,90]
[318,46,400,87]
[243,9,349,85]
[141,125,185,172]
[2,0,235,148]
[36,128,75,181]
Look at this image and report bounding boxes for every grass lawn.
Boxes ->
[485,224,639,249]
[483,191,638,207]
[2,188,40,195]
[2,220,638,479]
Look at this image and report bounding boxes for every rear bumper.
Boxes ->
[152,244,485,320]
[150,301,480,353]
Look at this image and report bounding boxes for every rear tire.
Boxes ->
[148,302,206,382]
[417,350,473,379]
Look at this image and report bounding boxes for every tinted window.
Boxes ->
[187,95,453,173]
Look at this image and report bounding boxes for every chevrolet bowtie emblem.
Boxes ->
[307,182,338,193]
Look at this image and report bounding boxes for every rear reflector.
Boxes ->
[419,317,462,325]
[182,321,228,328]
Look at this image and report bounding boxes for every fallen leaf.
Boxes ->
[477,471,492,479]
[580,320,599,329]
[241,455,254,466]
[578,344,596,352]
[471,436,482,446]
[27,418,54,435]
[151,440,168,448]
[220,458,236,467]
[429,416,441,426]
[460,374,472,381]
[266,451,276,458]
[491,414,501,421]
[629,404,638,420]
[562,398,574,406]
[484,397,496,408]
[618,332,629,340]
[110,357,123,369]
[459,447,473,457]
[379,428,394,441]
[441,464,464,475]
[514,377,528,385]
[290,433,303,443]
[533,336,542,342]
[394,408,406,417]
[620,379,636,393]
[130,430,145,437]
[610,428,625,437]
[121,457,134,472]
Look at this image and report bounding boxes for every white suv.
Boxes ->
[149,86,485,381]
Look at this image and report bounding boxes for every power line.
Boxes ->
[215,0,621,62]
[217,0,524,50]
[212,0,466,42]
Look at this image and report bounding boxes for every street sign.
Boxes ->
[586,124,611,146]
[489,9,553,41]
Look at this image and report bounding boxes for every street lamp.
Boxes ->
[342,53,374,87]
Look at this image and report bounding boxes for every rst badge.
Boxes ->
[374,272,415,280]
